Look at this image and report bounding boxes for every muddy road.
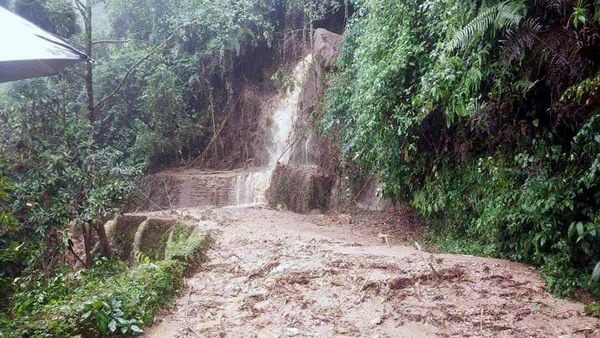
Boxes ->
[143,206,599,337]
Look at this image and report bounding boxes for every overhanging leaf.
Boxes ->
[108,319,117,333]
[593,262,600,281]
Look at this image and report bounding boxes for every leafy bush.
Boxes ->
[586,302,600,318]
[81,296,143,336]
[412,116,600,296]
[165,223,207,262]
[1,229,209,336]
[324,0,600,297]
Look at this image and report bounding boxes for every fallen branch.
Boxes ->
[377,233,393,248]
[92,39,134,45]
[186,96,241,168]
[67,239,86,267]
[187,115,231,168]
[134,186,165,211]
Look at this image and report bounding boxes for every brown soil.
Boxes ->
[139,205,600,338]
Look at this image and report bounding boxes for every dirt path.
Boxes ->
[143,206,599,337]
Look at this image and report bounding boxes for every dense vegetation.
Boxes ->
[0,0,344,334]
[2,0,600,333]
[324,0,600,297]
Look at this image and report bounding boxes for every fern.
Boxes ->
[503,17,546,64]
[447,1,527,52]
[133,250,152,264]
[544,0,574,13]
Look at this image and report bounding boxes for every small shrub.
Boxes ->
[2,231,209,336]
[165,223,208,271]
[585,302,600,318]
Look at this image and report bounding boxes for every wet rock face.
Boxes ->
[133,218,178,261]
[313,28,343,69]
[267,164,333,213]
[105,215,148,260]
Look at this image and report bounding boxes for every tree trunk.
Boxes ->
[82,223,92,266]
[84,1,94,127]
[81,0,112,260]
[93,220,112,259]
[344,0,349,26]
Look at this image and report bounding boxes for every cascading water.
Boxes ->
[232,55,313,205]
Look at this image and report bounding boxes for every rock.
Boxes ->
[253,300,270,312]
[105,215,148,260]
[132,218,178,260]
[267,164,333,213]
[287,327,300,336]
[370,317,383,327]
[337,214,353,225]
[313,28,342,69]
[354,178,394,211]
[271,262,291,275]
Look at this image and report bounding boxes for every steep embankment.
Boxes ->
[138,203,599,337]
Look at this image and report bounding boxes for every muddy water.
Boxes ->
[142,207,600,337]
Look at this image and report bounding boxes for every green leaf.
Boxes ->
[108,319,117,333]
[593,262,600,281]
[568,223,577,239]
[130,325,143,333]
[576,222,585,237]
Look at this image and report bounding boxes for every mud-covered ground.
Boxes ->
[141,206,599,337]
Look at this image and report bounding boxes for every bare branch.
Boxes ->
[74,0,88,21]
[71,69,87,79]
[92,39,133,45]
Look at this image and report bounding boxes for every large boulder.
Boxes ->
[132,218,178,261]
[267,164,333,213]
[104,215,148,260]
[313,28,343,69]
[291,28,342,169]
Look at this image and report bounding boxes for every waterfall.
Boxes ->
[232,55,313,205]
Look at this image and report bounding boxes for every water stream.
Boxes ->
[232,55,313,205]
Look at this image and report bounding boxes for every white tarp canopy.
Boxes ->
[0,6,88,83]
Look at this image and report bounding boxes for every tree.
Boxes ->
[14,0,81,38]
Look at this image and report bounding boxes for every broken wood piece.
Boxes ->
[387,277,412,290]
[377,233,393,247]
[414,241,422,251]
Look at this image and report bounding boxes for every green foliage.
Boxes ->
[165,223,206,263]
[411,116,600,296]
[0,226,209,336]
[586,302,600,318]
[12,0,81,38]
[593,262,600,280]
[81,296,143,335]
[0,171,24,306]
[446,1,526,52]
[1,78,139,243]
[2,255,194,336]
[325,0,600,297]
